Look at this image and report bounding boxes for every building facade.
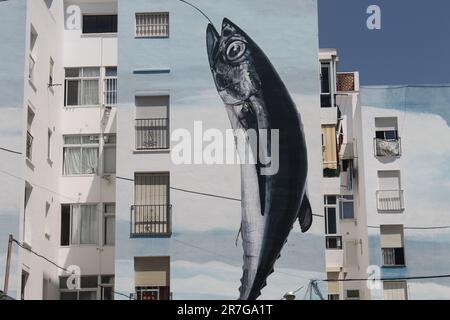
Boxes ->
[115,0,325,300]
[359,85,450,299]
[320,49,370,300]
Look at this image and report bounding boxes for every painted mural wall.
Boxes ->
[115,0,324,299]
[361,85,450,299]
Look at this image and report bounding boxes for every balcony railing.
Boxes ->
[135,118,169,150]
[104,77,117,106]
[376,190,404,211]
[26,131,33,161]
[374,138,401,157]
[130,205,172,237]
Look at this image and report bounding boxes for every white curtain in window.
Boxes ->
[80,205,98,245]
[64,147,82,175]
[82,79,99,105]
[82,148,98,174]
[71,205,81,244]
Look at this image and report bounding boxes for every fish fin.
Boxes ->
[235,224,242,247]
[298,194,313,233]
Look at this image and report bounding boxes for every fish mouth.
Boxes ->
[206,23,220,69]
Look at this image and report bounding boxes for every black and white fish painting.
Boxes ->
[206,18,313,300]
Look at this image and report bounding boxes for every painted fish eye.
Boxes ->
[226,40,246,61]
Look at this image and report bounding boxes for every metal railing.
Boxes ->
[26,131,33,160]
[135,118,169,150]
[104,77,117,106]
[130,205,172,237]
[376,190,404,211]
[374,138,401,157]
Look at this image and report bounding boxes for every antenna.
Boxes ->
[179,0,214,25]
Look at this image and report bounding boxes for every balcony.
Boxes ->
[130,205,172,238]
[374,138,401,157]
[26,131,33,161]
[376,190,404,212]
[135,118,169,150]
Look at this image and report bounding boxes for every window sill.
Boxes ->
[381,265,406,268]
[64,105,101,109]
[135,36,169,39]
[133,149,170,155]
[81,33,117,38]
[62,174,98,178]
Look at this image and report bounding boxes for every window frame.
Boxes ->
[82,14,118,34]
[63,134,100,176]
[64,67,101,107]
[339,195,355,220]
[103,134,117,174]
[103,203,115,246]
[324,195,338,235]
[135,12,170,38]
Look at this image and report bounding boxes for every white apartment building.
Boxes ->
[320,49,370,300]
[17,0,117,300]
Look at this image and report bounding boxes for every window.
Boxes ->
[29,55,36,84]
[43,0,53,9]
[21,270,29,300]
[60,204,99,246]
[104,67,117,106]
[324,195,337,235]
[47,129,52,161]
[326,236,342,249]
[320,63,332,108]
[83,15,117,34]
[132,173,171,237]
[29,25,38,86]
[26,107,34,161]
[322,125,338,177]
[24,183,33,244]
[134,256,170,300]
[135,95,170,150]
[328,294,339,300]
[383,281,408,300]
[49,57,54,86]
[59,275,114,300]
[63,135,100,175]
[380,225,405,266]
[135,13,169,38]
[65,68,100,106]
[339,195,354,219]
[377,171,404,211]
[346,290,360,300]
[103,134,116,174]
[374,117,401,157]
[104,204,115,246]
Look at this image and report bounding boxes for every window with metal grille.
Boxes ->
[135,13,169,38]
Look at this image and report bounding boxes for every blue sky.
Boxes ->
[319,0,450,85]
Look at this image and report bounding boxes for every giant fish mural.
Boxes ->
[180,0,313,300]
[206,19,313,300]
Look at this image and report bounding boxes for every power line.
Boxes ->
[0,168,78,203]
[117,176,241,202]
[11,237,70,273]
[318,274,450,283]
[0,146,22,155]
